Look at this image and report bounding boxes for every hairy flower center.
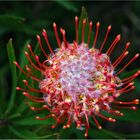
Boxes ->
[40,43,122,104]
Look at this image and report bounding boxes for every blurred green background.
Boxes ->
[0,1,140,139]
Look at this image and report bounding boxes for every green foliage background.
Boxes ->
[0,1,140,139]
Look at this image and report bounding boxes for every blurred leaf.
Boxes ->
[9,126,38,138]
[78,7,94,47]
[19,40,31,69]
[124,133,140,138]
[120,68,140,79]
[0,14,39,35]
[101,109,140,122]
[6,39,17,114]
[55,0,78,12]
[12,115,55,126]
[88,128,123,139]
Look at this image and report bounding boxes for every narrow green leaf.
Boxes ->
[78,7,94,47]
[12,115,55,126]
[120,68,140,79]
[19,40,31,69]
[124,133,140,138]
[6,39,17,114]
[55,0,78,12]
[101,109,140,122]
[9,125,58,139]
[89,128,124,139]
[9,126,38,138]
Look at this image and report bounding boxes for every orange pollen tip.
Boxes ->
[63,125,67,129]
[23,79,27,83]
[84,133,88,137]
[108,25,112,30]
[13,61,18,66]
[134,99,139,104]
[117,34,121,40]
[51,125,56,129]
[89,21,92,26]
[53,22,56,27]
[132,106,137,110]
[75,16,78,21]
[23,92,28,96]
[135,53,139,58]
[126,42,130,47]
[96,21,100,26]
[42,29,46,35]
[30,106,35,110]
[83,19,86,24]
[51,114,55,117]
[16,87,20,90]
[36,35,40,40]
[27,44,31,49]
[67,124,70,128]
[43,105,47,108]
[25,51,28,55]
[36,116,40,119]
[98,126,102,129]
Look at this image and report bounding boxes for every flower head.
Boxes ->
[14,16,139,137]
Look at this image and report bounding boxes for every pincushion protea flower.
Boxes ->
[14,16,139,137]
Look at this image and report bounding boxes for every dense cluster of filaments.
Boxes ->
[14,16,139,137]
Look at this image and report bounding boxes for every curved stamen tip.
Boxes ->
[37,34,40,39]
[42,105,47,108]
[30,106,35,110]
[27,44,31,49]
[36,116,40,119]
[117,34,121,40]
[67,124,70,128]
[51,125,56,129]
[134,99,139,104]
[25,51,28,55]
[126,42,130,47]
[63,125,67,129]
[75,16,78,21]
[42,28,46,35]
[132,106,137,110]
[16,87,20,90]
[13,61,18,66]
[53,22,56,27]
[83,18,86,24]
[125,51,129,55]
[84,133,88,137]
[23,92,28,96]
[96,21,100,27]
[135,53,139,58]
[89,21,92,26]
[108,25,112,30]
[98,126,102,129]
[22,79,27,83]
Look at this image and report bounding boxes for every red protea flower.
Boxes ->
[14,16,139,137]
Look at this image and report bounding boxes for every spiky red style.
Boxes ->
[14,16,139,137]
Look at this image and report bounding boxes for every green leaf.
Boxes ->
[120,68,140,79]
[9,125,58,139]
[9,126,38,138]
[19,40,31,69]
[55,0,78,12]
[88,128,124,139]
[6,39,17,114]
[101,109,140,122]
[12,115,55,126]
[78,7,94,47]
[0,14,40,35]
[124,133,140,138]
